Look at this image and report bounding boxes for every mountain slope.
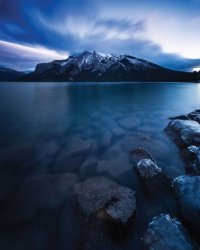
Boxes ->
[15,51,195,82]
[0,67,25,81]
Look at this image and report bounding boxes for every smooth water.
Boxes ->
[0,82,200,249]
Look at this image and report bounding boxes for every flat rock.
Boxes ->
[143,214,193,250]
[173,175,200,235]
[74,176,136,226]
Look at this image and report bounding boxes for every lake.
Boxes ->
[0,82,200,249]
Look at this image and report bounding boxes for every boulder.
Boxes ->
[188,109,200,124]
[182,146,200,175]
[165,119,200,148]
[74,176,136,226]
[173,175,200,235]
[143,214,193,250]
[130,148,171,194]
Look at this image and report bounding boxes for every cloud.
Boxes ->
[0,40,69,70]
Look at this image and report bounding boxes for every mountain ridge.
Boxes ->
[1,51,198,82]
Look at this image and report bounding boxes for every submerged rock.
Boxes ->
[143,214,193,250]
[173,175,200,235]
[74,176,136,226]
[131,148,171,194]
[55,137,92,173]
[0,174,78,225]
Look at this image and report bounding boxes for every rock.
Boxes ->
[0,174,78,225]
[173,175,200,235]
[169,115,189,120]
[143,214,193,250]
[165,119,200,148]
[131,148,171,194]
[79,156,98,179]
[130,148,155,166]
[97,152,132,177]
[188,109,200,124]
[74,176,136,226]
[118,117,140,130]
[182,146,200,174]
[136,159,162,179]
[55,137,92,173]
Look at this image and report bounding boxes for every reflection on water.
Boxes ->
[0,82,199,249]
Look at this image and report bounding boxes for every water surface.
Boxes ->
[0,82,200,249]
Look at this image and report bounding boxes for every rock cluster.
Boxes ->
[165,109,200,174]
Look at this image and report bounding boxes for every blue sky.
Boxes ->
[0,0,200,71]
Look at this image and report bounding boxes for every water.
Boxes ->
[0,82,200,249]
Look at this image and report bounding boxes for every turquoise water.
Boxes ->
[0,82,200,249]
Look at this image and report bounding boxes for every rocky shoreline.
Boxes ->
[0,109,200,249]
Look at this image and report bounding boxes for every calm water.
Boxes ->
[0,82,200,249]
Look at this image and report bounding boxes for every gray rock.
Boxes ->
[143,214,193,250]
[74,176,136,226]
[173,175,200,235]
[1,174,78,225]
[136,159,162,179]
[165,119,200,147]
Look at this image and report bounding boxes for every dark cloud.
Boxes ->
[0,0,199,71]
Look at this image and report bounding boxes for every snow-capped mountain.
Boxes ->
[7,51,195,82]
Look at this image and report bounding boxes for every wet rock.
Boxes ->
[131,148,171,194]
[165,119,200,148]
[130,148,155,166]
[0,174,78,225]
[173,175,200,235]
[182,146,200,174]
[136,159,162,179]
[143,214,193,250]
[74,176,136,226]
[188,109,200,124]
[169,115,189,120]
[55,137,92,173]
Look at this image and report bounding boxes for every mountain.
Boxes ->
[0,67,25,81]
[9,51,197,82]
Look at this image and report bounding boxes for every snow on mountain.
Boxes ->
[15,51,193,82]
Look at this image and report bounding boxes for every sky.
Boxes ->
[0,0,200,71]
